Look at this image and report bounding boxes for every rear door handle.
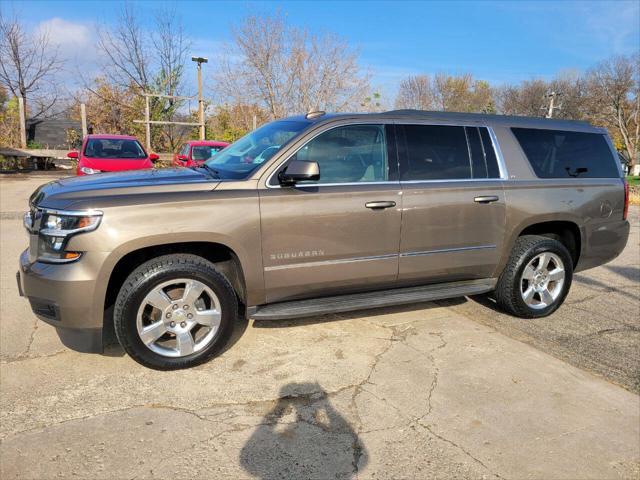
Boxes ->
[365,201,396,209]
[474,196,499,204]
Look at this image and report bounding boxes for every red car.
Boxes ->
[173,140,229,167]
[67,134,159,176]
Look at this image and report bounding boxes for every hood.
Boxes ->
[81,157,152,172]
[30,168,220,211]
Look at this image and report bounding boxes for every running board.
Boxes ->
[250,278,496,320]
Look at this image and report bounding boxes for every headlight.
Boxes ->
[41,213,102,235]
[25,209,103,263]
[80,167,101,175]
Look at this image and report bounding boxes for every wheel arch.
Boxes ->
[518,220,582,267]
[95,237,255,346]
[498,215,584,275]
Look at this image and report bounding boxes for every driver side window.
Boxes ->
[292,124,388,184]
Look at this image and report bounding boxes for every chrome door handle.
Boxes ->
[365,201,396,209]
[474,196,499,204]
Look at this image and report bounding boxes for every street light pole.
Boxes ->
[192,56,208,140]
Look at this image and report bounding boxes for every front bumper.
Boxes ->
[18,249,106,353]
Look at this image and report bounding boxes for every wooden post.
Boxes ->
[253,115,257,131]
[145,95,151,152]
[80,103,88,137]
[18,96,27,148]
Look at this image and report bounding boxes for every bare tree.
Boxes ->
[497,79,549,117]
[394,73,494,113]
[152,7,190,96]
[0,12,63,118]
[92,4,192,151]
[395,75,433,110]
[585,54,639,171]
[432,74,494,112]
[96,3,149,91]
[548,71,587,120]
[497,73,587,120]
[215,13,370,118]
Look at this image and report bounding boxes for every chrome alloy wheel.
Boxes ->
[136,278,222,357]
[520,252,565,310]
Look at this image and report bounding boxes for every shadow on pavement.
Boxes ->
[603,265,640,283]
[240,382,367,479]
[574,273,640,301]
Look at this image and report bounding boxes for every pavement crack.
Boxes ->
[412,332,504,478]
[417,419,504,479]
[348,322,398,477]
[2,349,67,364]
[18,318,39,359]
[146,404,210,421]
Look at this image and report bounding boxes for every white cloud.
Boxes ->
[37,17,93,48]
[34,17,101,88]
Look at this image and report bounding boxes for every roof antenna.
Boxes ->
[305,108,326,119]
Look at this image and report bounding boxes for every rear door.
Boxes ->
[259,123,402,303]
[397,123,507,283]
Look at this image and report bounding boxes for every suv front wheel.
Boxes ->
[114,254,237,370]
[495,235,573,318]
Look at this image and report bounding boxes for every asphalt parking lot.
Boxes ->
[1,173,639,479]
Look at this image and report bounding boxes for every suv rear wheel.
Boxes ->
[114,254,237,370]
[495,235,573,318]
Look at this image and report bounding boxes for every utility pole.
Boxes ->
[545,91,563,118]
[192,56,208,140]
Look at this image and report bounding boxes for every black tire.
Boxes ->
[494,235,573,318]
[114,254,238,370]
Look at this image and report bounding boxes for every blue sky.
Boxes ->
[7,0,640,99]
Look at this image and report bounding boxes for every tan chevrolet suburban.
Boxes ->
[18,110,630,369]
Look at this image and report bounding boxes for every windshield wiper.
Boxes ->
[199,164,220,178]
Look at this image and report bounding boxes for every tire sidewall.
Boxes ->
[511,240,573,318]
[116,261,236,370]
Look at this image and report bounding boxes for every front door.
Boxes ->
[259,124,402,303]
[396,123,506,283]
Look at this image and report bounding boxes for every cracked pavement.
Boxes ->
[1,174,639,479]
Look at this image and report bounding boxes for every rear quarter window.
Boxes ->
[511,128,619,179]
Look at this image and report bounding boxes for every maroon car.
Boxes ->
[173,140,229,167]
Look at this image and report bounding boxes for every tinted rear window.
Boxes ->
[400,125,501,181]
[401,125,471,180]
[511,128,618,178]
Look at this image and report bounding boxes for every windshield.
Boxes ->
[84,138,147,159]
[192,145,225,161]
[205,120,309,179]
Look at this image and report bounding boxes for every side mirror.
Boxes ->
[177,154,188,162]
[149,153,160,162]
[278,161,320,186]
[67,151,79,159]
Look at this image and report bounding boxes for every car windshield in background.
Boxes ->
[205,120,309,179]
[192,145,224,161]
[84,139,147,159]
